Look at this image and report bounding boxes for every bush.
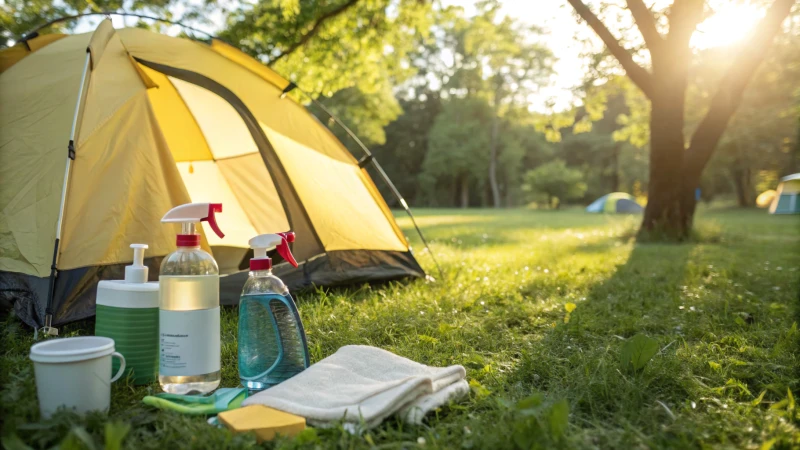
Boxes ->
[523,160,587,208]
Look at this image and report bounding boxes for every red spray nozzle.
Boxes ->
[276,232,297,267]
[162,203,225,246]
[249,232,298,269]
[201,203,224,238]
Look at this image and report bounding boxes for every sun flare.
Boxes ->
[691,3,764,49]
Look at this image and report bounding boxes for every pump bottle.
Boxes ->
[95,244,159,385]
[238,232,310,392]
[158,203,225,394]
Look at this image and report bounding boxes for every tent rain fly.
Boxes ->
[0,21,425,329]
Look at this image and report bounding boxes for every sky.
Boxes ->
[443,0,595,110]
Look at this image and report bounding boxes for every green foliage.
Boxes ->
[546,78,650,203]
[620,334,659,373]
[219,0,431,100]
[401,0,554,207]
[523,160,587,208]
[576,76,650,150]
[0,0,178,46]
[104,422,130,450]
[308,85,402,147]
[699,34,800,205]
[457,1,554,109]
[370,93,443,206]
[1,434,32,450]
[61,426,98,450]
[512,393,570,449]
[420,97,492,206]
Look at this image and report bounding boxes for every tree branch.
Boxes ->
[626,0,663,56]
[267,0,360,66]
[567,0,655,99]
[684,0,796,177]
[665,0,704,50]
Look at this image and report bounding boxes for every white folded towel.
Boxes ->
[242,345,469,430]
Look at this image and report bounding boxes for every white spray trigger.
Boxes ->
[125,244,149,283]
[249,234,284,260]
[161,203,224,239]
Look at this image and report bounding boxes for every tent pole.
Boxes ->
[301,93,444,281]
[40,50,91,338]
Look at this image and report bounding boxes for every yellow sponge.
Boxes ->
[218,405,306,442]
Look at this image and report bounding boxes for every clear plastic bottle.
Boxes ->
[238,233,309,392]
[158,203,224,395]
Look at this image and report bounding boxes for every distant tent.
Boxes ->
[769,174,800,214]
[586,193,643,214]
[756,190,776,208]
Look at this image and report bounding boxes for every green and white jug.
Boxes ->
[95,244,159,385]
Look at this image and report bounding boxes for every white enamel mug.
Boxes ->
[29,336,126,418]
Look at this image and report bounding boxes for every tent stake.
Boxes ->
[41,50,91,337]
[302,95,444,281]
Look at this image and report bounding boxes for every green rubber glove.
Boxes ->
[142,388,247,415]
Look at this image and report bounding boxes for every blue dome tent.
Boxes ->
[586,193,643,214]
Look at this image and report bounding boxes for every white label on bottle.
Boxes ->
[159,307,220,376]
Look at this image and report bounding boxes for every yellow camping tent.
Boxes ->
[0,21,423,328]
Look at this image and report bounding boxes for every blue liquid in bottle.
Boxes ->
[238,270,310,392]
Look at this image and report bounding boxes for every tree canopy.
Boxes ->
[2,0,797,216]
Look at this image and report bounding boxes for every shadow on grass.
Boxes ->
[500,241,697,447]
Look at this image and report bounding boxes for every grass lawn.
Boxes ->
[2,207,799,449]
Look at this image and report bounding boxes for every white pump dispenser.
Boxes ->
[124,244,149,283]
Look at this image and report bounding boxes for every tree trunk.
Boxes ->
[731,167,754,207]
[610,143,620,192]
[460,175,469,209]
[640,92,696,240]
[488,105,501,208]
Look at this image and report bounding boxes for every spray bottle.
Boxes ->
[159,203,224,394]
[238,232,310,392]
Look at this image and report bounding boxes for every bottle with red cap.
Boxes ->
[158,203,225,394]
[238,232,310,392]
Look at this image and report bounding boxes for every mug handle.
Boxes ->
[110,352,126,383]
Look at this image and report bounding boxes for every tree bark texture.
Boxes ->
[731,167,754,207]
[640,90,696,238]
